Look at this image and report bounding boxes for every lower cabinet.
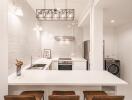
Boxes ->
[52,61,58,70]
[46,64,52,70]
[72,61,87,70]
[51,60,87,70]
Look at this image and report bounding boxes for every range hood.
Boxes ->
[54,36,75,41]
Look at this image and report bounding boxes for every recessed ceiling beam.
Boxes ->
[78,0,101,27]
[78,3,90,27]
[94,0,101,6]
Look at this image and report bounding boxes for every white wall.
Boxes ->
[83,26,90,41]
[83,26,117,58]
[104,27,117,59]
[0,0,8,99]
[41,21,83,58]
[116,23,132,100]
[8,0,41,75]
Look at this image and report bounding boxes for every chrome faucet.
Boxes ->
[31,56,32,67]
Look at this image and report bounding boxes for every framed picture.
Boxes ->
[43,49,51,59]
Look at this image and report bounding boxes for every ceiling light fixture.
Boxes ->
[14,7,23,16]
[12,0,23,17]
[34,25,43,31]
[110,20,115,23]
[36,0,75,21]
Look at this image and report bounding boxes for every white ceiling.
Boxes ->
[81,0,132,27]
[26,0,132,27]
[102,0,132,27]
[26,0,90,19]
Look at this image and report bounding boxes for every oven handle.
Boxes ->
[58,64,72,65]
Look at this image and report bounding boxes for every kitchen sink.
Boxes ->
[27,64,46,70]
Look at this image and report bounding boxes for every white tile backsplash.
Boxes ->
[41,21,83,58]
[8,0,41,75]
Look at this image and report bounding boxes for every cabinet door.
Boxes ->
[72,61,86,70]
[52,61,58,70]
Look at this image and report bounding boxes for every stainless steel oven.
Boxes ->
[58,58,72,70]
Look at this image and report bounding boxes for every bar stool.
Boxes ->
[4,95,36,100]
[20,91,44,100]
[83,91,107,100]
[52,91,75,95]
[49,95,80,100]
[86,95,124,100]
[49,91,79,100]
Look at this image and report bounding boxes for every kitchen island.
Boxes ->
[8,70,127,86]
[8,70,127,100]
[8,58,127,100]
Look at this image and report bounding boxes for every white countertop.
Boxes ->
[8,70,127,86]
[23,58,52,70]
[22,57,86,71]
[71,57,87,61]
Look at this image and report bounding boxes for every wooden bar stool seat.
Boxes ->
[86,95,124,100]
[83,91,107,100]
[20,91,44,100]
[4,95,36,100]
[49,95,80,100]
[49,91,78,100]
[52,91,75,95]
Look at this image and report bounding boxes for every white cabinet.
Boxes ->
[72,61,87,70]
[51,58,86,70]
[52,61,58,70]
[46,64,52,70]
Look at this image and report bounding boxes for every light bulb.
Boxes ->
[39,27,42,31]
[39,14,43,18]
[57,8,61,11]
[61,14,65,18]
[65,40,70,44]
[33,27,37,31]
[69,14,72,17]
[33,25,42,31]
[15,7,23,16]
[59,40,64,44]
[110,20,115,23]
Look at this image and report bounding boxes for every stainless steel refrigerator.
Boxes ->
[83,40,105,70]
[83,40,90,70]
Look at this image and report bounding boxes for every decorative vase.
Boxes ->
[16,59,23,77]
[16,66,21,76]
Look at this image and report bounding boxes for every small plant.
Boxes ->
[16,59,23,76]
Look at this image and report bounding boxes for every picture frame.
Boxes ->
[43,49,51,59]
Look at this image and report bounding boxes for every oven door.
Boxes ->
[58,64,72,70]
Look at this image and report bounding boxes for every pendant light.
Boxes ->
[36,0,75,21]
